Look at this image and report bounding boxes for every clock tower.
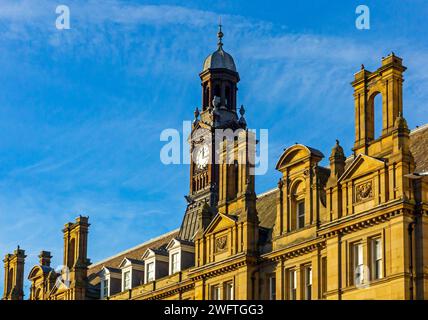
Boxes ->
[178,25,247,241]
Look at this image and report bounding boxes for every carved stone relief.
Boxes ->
[215,235,228,253]
[355,181,373,203]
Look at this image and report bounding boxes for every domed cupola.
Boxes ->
[202,26,237,72]
[199,25,240,114]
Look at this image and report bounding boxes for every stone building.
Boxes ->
[3,27,428,300]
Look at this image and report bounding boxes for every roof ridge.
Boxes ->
[89,228,179,269]
[257,188,278,198]
[410,123,428,135]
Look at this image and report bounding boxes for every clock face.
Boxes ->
[195,144,209,169]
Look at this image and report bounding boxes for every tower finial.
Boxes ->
[217,18,223,49]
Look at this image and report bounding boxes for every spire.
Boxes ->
[217,19,223,50]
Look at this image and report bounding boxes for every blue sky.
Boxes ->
[0,0,427,296]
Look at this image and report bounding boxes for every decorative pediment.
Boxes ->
[166,238,181,251]
[166,238,195,254]
[99,265,121,275]
[28,266,44,280]
[203,212,237,236]
[339,154,385,182]
[118,258,132,269]
[141,248,168,261]
[141,249,156,260]
[276,144,324,171]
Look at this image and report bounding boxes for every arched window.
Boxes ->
[374,94,383,138]
[290,180,305,230]
[367,91,383,141]
[214,84,221,98]
[225,86,231,108]
[203,84,209,109]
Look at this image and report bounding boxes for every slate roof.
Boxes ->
[344,125,428,172]
[256,188,278,230]
[87,229,178,281]
[410,124,428,173]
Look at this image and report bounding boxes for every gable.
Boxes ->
[204,213,237,236]
[141,249,156,260]
[339,154,385,182]
[118,258,131,269]
[276,144,324,171]
[166,238,180,251]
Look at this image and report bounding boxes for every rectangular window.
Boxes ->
[123,271,131,290]
[224,282,234,300]
[321,257,327,298]
[352,243,364,285]
[211,285,221,300]
[371,238,383,280]
[297,201,305,229]
[288,269,297,300]
[146,262,155,283]
[171,253,180,274]
[269,276,276,300]
[303,265,312,300]
[102,279,109,298]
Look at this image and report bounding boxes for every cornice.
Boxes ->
[318,201,414,238]
[187,252,253,280]
[261,238,325,262]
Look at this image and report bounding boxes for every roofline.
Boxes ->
[88,228,179,269]
[410,123,428,135]
[257,188,278,198]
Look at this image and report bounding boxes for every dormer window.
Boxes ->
[142,248,169,283]
[146,262,155,282]
[118,258,145,292]
[98,266,121,299]
[166,238,195,275]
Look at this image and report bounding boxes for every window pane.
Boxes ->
[224,282,234,300]
[297,201,305,228]
[147,262,154,282]
[372,238,382,279]
[171,253,179,274]
[357,244,363,265]
[124,271,131,290]
[211,285,220,300]
[269,277,276,300]
[321,257,327,298]
[353,243,364,285]
[288,270,296,300]
[102,279,109,297]
[304,266,312,300]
